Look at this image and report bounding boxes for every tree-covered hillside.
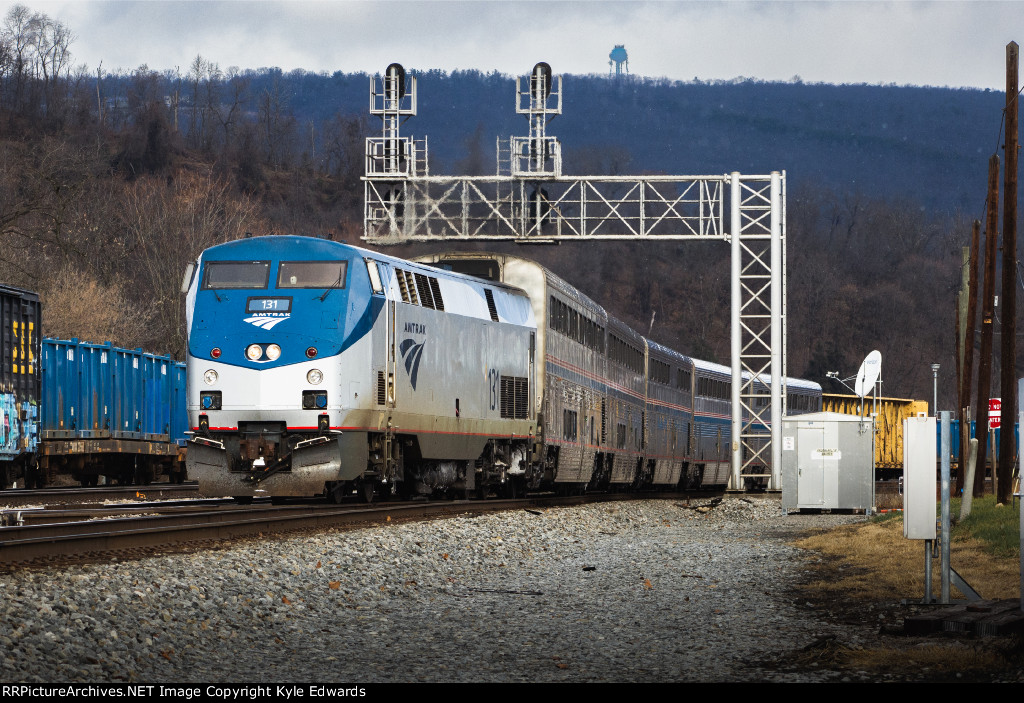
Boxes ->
[0,4,1009,407]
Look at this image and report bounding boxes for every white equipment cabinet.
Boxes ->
[902,415,937,540]
[781,412,874,512]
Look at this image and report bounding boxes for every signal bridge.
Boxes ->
[362,63,786,491]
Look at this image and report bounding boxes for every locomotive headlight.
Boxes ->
[306,369,323,385]
[266,344,281,361]
[246,344,263,361]
[203,369,218,385]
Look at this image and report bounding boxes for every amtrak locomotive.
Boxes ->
[184,236,821,501]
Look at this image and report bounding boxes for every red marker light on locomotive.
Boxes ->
[306,347,318,359]
[211,348,222,359]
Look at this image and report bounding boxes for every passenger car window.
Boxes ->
[278,261,348,289]
[202,261,270,289]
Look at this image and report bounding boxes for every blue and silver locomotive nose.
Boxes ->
[184,236,383,496]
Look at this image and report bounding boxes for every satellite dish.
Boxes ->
[854,350,882,398]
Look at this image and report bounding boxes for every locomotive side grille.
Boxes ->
[484,289,499,321]
[428,277,444,311]
[500,375,529,419]
[376,370,386,405]
[414,273,434,309]
[396,269,412,304]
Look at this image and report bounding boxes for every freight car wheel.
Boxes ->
[26,467,45,489]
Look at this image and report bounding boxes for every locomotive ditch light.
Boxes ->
[246,344,263,361]
[306,369,323,385]
[204,369,218,385]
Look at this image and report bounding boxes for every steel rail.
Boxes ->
[0,483,199,507]
[0,494,640,566]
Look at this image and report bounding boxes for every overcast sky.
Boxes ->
[2,0,1022,89]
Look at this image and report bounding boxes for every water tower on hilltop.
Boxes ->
[609,44,628,76]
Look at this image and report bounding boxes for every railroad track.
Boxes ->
[0,491,680,567]
[0,482,200,507]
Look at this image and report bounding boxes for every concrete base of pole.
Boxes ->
[961,438,978,521]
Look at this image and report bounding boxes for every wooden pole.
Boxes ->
[959,222,981,494]
[999,41,1019,505]
[975,154,1000,497]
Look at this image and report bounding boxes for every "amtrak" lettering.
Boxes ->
[404,322,425,334]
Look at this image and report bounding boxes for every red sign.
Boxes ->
[989,398,1002,429]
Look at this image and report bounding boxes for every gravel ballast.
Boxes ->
[0,495,869,683]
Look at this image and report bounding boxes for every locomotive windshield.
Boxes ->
[202,261,270,289]
[278,261,348,289]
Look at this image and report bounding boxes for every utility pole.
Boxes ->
[1000,41,1019,505]
[958,221,980,495]
[975,154,1000,497]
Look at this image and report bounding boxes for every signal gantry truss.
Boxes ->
[362,63,787,490]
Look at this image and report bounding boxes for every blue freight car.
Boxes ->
[29,338,188,487]
[0,285,41,488]
[943,419,1018,466]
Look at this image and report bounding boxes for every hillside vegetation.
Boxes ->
[0,4,1007,406]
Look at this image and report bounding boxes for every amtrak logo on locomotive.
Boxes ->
[243,314,290,330]
[399,337,425,391]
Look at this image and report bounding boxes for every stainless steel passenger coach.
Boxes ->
[416,252,822,492]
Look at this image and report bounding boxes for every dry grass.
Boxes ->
[842,642,1007,674]
[790,516,1023,679]
[785,636,1007,676]
[796,518,1019,601]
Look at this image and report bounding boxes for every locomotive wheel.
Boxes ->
[360,481,375,504]
[325,482,345,504]
[503,478,520,499]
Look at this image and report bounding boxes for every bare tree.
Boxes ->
[40,265,153,347]
[215,66,248,156]
[119,171,268,357]
[258,74,295,168]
